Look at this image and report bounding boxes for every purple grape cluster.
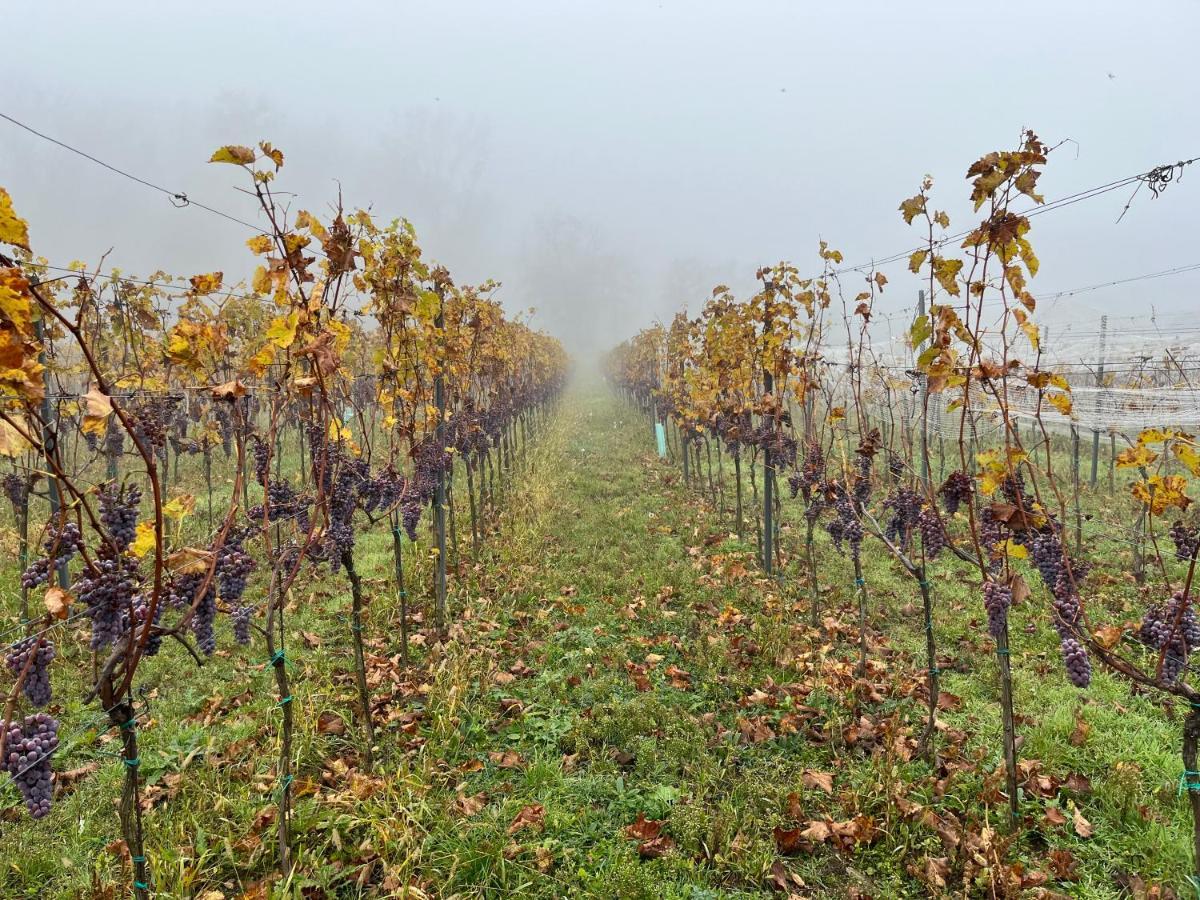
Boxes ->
[168,572,218,655]
[3,713,58,818]
[982,580,1012,640]
[217,542,255,605]
[918,505,946,559]
[882,488,923,549]
[852,453,873,506]
[102,426,125,463]
[826,491,864,562]
[4,637,55,707]
[99,482,141,552]
[125,594,163,657]
[1169,520,1200,562]
[21,520,84,589]
[2,473,27,507]
[938,470,973,515]
[231,605,253,646]
[1139,591,1200,685]
[75,547,141,649]
[251,436,271,487]
[1050,591,1091,687]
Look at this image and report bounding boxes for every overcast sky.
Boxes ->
[2,1,1197,361]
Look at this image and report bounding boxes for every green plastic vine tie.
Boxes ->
[131,856,146,864]
[919,579,932,590]
[277,773,294,796]
[995,648,1010,656]
[134,881,149,891]
[261,649,294,669]
[391,526,403,539]
[120,718,137,731]
[123,757,140,768]
[928,667,941,676]
[1179,770,1200,797]
[854,577,865,587]
[277,695,293,708]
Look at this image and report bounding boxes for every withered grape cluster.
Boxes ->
[938,470,973,515]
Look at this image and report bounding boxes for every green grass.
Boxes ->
[0,384,1192,897]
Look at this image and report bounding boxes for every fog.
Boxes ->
[2,1,1197,362]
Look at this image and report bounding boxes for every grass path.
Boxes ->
[0,383,1190,897]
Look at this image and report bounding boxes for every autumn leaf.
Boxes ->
[209,145,256,165]
[1071,803,1093,838]
[908,250,928,274]
[189,271,223,295]
[507,803,544,834]
[129,521,156,558]
[1115,445,1157,470]
[316,711,345,735]
[802,770,834,794]
[624,813,664,842]
[44,586,72,619]
[0,187,31,250]
[81,388,112,436]
[212,380,248,401]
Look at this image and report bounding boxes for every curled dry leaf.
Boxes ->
[507,803,545,834]
[44,585,72,619]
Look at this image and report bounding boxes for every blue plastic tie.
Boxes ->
[277,695,292,707]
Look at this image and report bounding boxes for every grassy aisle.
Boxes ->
[0,383,1188,898]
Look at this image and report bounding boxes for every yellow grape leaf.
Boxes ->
[247,343,276,376]
[1045,392,1073,417]
[899,194,926,225]
[933,257,963,296]
[1115,445,1158,470]
[827,406,845,425]
[209,145,256,165]
[246,235,273,255]
[44,586,72,619]
[163,494,195,520]
[258,141,284,171]
[1002,538,1027,559]
[265,312,299,349]
[908,250,928,274]
[1131,474,1191,514]
[1137,427,1177,446]
[0,187,31,251]
[1174,443,1200,477]
[1013,308,1039,351]
[130,521,156,558]
[81,388,112,436]
[189,271,223,295]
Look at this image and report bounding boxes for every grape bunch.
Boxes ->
[168,572,218,655]
[99,482,141,552]
[887,454,904,479]
[917,505,946,559]
[212,404,234,457]
[1169,520,1200,562]
[75,547,141,649]
[216,535,256,605]
[20,558,51,590]
[999,471,1027,506]
[826,492,863,562]
[787,471,803,500]
[2,472,28,508]
[231,604,254,646]
[938,470,974,515]
[852,453,873,506]
[3,713,59,819]
[4,637,55,707]
[102,426,125,463]
[982,580,1012,640]
[1050,591,1091,687]
[882,488,922,549]
[399,490,423,542]
[251,435,271,487]
[1139,591,1200,684]
[125,594,163,656]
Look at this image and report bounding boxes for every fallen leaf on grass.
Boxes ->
[802,770,834,794]
[317,711,346,735]
[508,803,544,834]
[488,750,524,769]
[1072,804,1093,838]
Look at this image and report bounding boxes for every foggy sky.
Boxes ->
[2,1,1197,362]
